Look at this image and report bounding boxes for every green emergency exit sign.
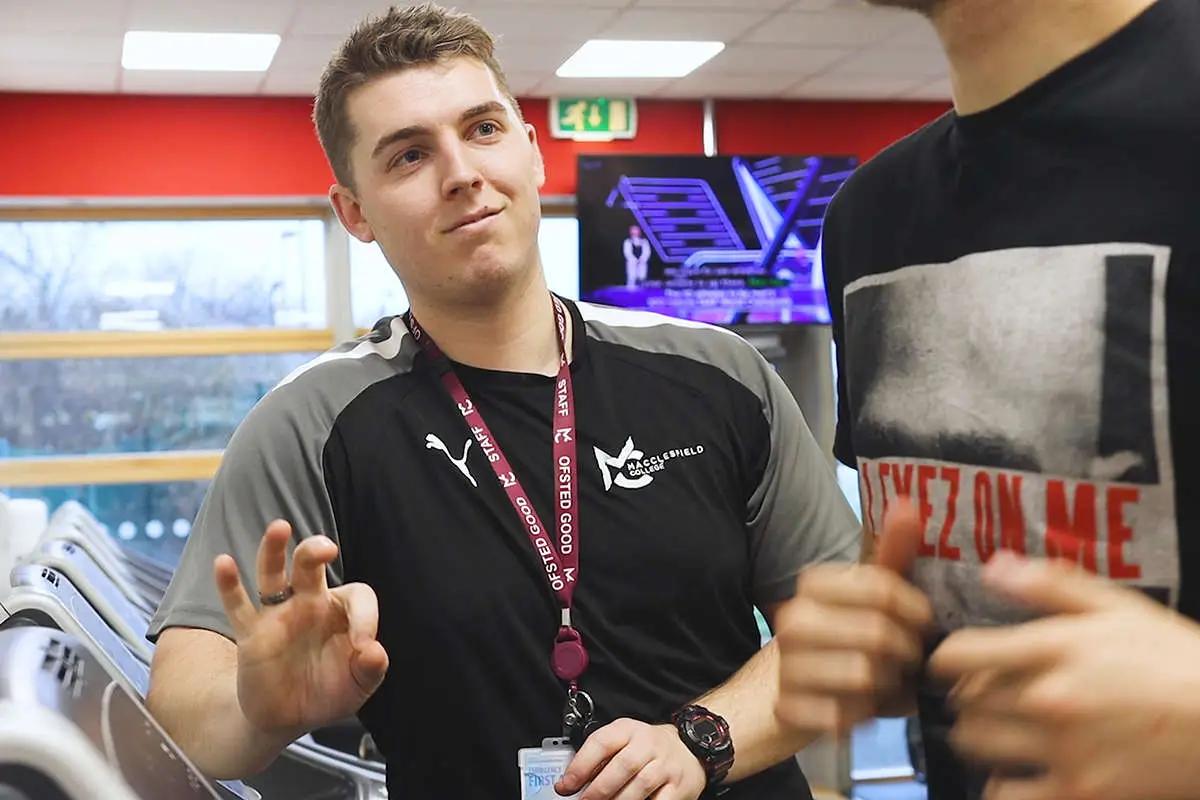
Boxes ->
[550,97,638,140]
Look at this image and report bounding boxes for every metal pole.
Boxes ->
[702,98,717,156]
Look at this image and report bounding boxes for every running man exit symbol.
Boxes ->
[550,97,638,141]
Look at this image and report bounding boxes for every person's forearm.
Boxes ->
[147,643,302,779]
[694,639,819,783]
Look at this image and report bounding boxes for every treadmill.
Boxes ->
[3,544,388,799]
[0,625,255,800]
[44,503,170,600]
[28,509,384,768]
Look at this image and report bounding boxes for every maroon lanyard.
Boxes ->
[406,297,589,688]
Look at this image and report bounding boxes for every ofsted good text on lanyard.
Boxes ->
[407,296,594,737]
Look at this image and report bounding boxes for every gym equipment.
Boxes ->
[2,562,149,698]
[46,502,170,599]
[4,536,388,799]
[0,625,254,799]
[19,538,155,662]
[28,507,385,774]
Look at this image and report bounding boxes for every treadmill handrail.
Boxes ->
[0,699,143,800]
[22,541,156,663]
[23,535,156,618]
[289,735,388,781]
[2,570,152,699]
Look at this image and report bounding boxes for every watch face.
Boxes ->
[687,716,725,749]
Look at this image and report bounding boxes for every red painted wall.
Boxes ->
[0,92,948,198]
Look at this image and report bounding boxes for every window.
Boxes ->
[0,209,332,568]
[6,481,211,567]
[0,353,319,457]
[350,216,581,328]
[0,217,327,332]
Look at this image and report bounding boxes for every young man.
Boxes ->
[143,4,861,799]
[774,0,1200,799]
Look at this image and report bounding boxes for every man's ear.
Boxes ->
[329,183,376,243]
[526,123,546,190]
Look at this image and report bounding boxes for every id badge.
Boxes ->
[518,737,581,799]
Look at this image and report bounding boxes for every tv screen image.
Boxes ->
[576,154,857,325]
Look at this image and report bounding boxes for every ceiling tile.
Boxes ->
[744,7,909,46]
[903,76,953,100]
[828,46,948,77]
[126,0,295,33]
[271,35,342,73]
[788,0,847,9]
[472,6,621,43]
[260,69,319,97]
[0,0,959,103]
[526,76,674,98]
[0,62,120,93]
[786,72,926,98]
[0,0,127,35]
[655,72,800,98]
[632,0,790,8]
[289,1,415,39]
[493,40,582,75]
[701,44,852,75]
[477,0,628,5]
[0,35,122,65]
[119,69,266,95]
[599,9,772,41]
[885,15,942,46]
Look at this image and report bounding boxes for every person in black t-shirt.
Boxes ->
[774,0,1200,799]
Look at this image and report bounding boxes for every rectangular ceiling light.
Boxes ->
[556,40,725,79]
[122,31,281,71]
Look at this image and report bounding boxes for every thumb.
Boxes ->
[981,551,1148,614]
[873,497,924,577]
[351,640,389,697]
[332,582,389,695]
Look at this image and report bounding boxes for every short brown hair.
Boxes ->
[312,2,520,188]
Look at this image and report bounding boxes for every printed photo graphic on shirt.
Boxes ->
[593,435,706,492]
[425,433,477,487]
[842,243,1177,631]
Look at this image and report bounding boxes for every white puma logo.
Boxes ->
[425,433,477,487]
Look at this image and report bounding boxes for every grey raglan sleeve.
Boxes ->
[742,345,862,607]
[145,386,341,644]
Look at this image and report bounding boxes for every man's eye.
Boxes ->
[478,122,497,136]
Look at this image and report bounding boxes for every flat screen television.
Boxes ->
[576,153,857,326]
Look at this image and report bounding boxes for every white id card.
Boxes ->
[518,737,581,799]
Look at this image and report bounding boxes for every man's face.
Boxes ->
[331,57,546,310]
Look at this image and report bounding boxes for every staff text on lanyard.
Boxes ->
[407,297,589,686]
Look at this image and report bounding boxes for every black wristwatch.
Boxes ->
[670,704,735,789]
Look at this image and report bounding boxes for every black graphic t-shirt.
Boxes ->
[821,0,1200,797]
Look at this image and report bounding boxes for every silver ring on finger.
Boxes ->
[259,586,294,607]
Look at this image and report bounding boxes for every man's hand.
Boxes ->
[217,519,389,737]
[930,551,1200,800]
[555,719,706,800]
[774,499,932,735]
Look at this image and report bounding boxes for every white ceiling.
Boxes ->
[0,0,952,102]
